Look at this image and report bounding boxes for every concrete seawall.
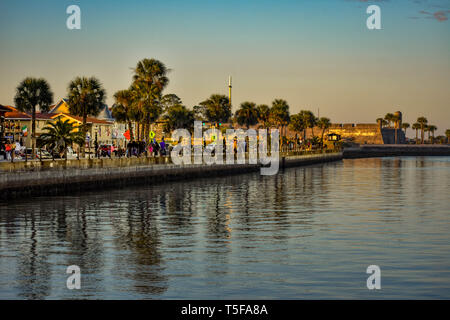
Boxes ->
[0,152,343,200]
[343,145,450,159]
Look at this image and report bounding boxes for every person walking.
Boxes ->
[160,137,166,156]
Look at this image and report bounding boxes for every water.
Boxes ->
[0,157,449,299]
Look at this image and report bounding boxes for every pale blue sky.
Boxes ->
[1,0,449,134]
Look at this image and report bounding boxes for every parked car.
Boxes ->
[21,148,53,160]
[50,147,78,160]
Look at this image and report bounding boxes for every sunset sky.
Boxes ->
[0,0,449,135]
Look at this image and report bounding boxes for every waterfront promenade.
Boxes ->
[0,151,343,199]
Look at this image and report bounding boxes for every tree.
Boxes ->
[256,104,270,128]
[427,125,437,143]
[376,118,387,128]
[14,77,54,158]
[38,118,85,160]
[160,94,182,113]
[199,94,231,126]
[402,122,410,137]
[112,89,135,141]
[416,117,428,144]
[130,81,162,140]
[289,113,306,147]
[317,117,331,147]
[132,58,169,140]
[412,123,420,144]
[270,99,290,137]
[299,110,316,140]
[67,76,106,156]
[385,113,395,127]
[446,129,450,144]
[162,105,195,133]
[235,101,259,129]
[392,114,400,144]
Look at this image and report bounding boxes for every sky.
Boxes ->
[0,0,449,135]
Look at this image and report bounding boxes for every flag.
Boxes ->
[22,126,28,137]
[123,130,131,140]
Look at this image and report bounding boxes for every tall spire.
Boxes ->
[228,76,232,109]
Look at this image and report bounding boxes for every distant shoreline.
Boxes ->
[343,144,450,159]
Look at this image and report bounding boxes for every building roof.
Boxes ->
[1,106,31,120]
[97,104,114,120]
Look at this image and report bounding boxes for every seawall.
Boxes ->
[343,145,450,159]
[0,152,343,200]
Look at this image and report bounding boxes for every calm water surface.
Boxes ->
[0,157,449,299]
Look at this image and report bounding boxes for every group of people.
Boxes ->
[125,137,168,158]
[0,140,24,161]
[0,141,16,161]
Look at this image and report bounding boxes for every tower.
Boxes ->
[228,76,232,108]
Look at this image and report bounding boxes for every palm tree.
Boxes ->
[317,117,331,148]
[38,118,85,160]
[376,118,385,128]
[445,129,450,144]
[298,110,316,141]
[198,94,231,127]
[256,104,270,128]
[402,122,410,137]
[14,77,54,158]
[112,89,135,141]
[392,114,400,144]
[385,113,395,127]
[132,58,169,139]
[289,113,306,147]
[412,123,420,144]
[67,77,106,156]
[235,102,259,129]
[270,99,290,137]
[427,125,437,143]
[416,117,428,144]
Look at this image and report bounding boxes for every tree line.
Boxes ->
[12,58,450,159]
[377,113,444,144]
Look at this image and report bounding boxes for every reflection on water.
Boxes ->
[0,157,449,299]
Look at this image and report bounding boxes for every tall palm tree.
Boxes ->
[392,114,400,144]
[445,129,450,144]
[67,77,106,156]
[38,118,85,160]
[199,94,231,127]
[402,122,410,137]
[317,117,331,148]
[412,123,420,144]
[256,104,270,129]
[112,89,135,141]
[270,99,290,137]
[427,125,437,143]
[235,101,259,129]
[14,77,54,158]
[416,117,428,144]
[132,58,169,140]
